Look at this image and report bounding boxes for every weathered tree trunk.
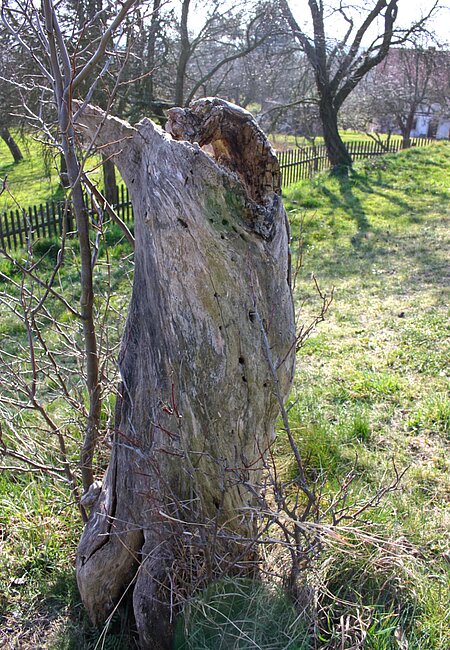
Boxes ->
[0,126,23,162]
[75,98,296,649]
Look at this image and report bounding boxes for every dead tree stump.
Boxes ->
[75,98,296,649]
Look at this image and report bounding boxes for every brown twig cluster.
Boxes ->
[0,181,133,522]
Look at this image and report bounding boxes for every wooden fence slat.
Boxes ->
[57,202,62,234]
[27,207,34,243]
[17,209,23,248]
[11,210,17,248]
[45,203,51,237]
[0,212,6,249]
[120,185,125,222]
[51,201,57,237]
[34,205,40,239]
[38,204,44,237]
[24,208,31,245]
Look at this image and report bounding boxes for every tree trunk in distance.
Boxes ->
[101,154,118,205]
[0,126,23,162]
[319,98,352,173]
[59,153,70,189]
[75,98,296,649]
[401,111,416,149]
[174,0,191,106]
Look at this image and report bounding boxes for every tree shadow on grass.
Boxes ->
[0,160,18,178]
[323,169,417,237]
[301,169,449,300]
[321,174,368,242]
[46,571,139,650]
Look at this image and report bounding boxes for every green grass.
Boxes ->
[0,133,66,211]
[0,131,104,212]
[280,141,450,647]
[269,130,403,150]
[0,226,135,648]
[174,578,310,649]
[0,141,449,648]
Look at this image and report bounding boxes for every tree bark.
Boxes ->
[75,98,296,649]
[400,111,416,149]
[59,153,70,189]
[0,126,23,162]
[319,97,352,172]
[101,153,118,205]
[174,0,191,106]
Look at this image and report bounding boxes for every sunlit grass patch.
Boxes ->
[0,130,107,213]
[0,474,81,621]
[282,143,450,648]
[0,134,63,210]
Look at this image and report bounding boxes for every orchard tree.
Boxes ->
[345,45,449,148]
[220,24,314,114]
[120,0,171,123]
[277,0,440,172]
[174,1,273,106]
[121,0,275,122]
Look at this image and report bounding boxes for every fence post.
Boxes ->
[0,213,5,249]
[51,202,57,236]
[27,206,34,244]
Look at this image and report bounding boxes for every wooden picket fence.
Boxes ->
[0,137,436,249]
[0,185,132,250]
[278,136,435,186]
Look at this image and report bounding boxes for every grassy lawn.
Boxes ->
[282,142,450,647]
[0,143,449,648]
[0,134,64,211]
[0,133,103,213]
[269,130,403,150]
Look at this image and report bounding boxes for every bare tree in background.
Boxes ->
[344,44,450,148]
[121,0,276,122]
[277,0,440,172]
[0,30,25,162]
[174,0,273,106]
